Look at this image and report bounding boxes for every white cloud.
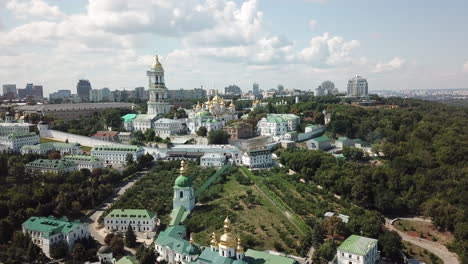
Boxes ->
[373,56,406,73]
[463,60,468,73]
[308,19,318,30]
[6,0,65,20]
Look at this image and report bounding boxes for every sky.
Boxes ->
[0,0,467,96]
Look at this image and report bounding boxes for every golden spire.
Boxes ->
[153,55,162,68]
[190,233,194,244]
[236,237,244,253]
[219,216,236,248]
[229,99,235,108]
[210,232,218,246]
[196,101,201,109]
[180,160,185,176]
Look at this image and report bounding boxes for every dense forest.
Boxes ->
[278,98,468,263]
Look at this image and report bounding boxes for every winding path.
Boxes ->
[385,218,459,264]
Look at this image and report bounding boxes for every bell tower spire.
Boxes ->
[147,54,170,116]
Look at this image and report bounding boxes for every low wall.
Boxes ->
[40,129,166,158]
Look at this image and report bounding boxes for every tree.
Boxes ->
[196,126,208,137]
[378,231,403,262]
[126,154,134,166]
[343,146,365,161]
[50,240,69,259]
[312,240,337,263]
[137,245,157,264]
[134,130,145,142]
[144,128,155,142]
[125,224,137,248]
[104,233,115,245]
[48,151,61,160]
[0,219,13,243]
[72,243,87,261]
[207,129,230,144]
[322,216,348,238]
[110,235,124,254]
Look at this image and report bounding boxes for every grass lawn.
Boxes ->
[187,171,305,255]
[403,241,443,264]
[395,219,454,245]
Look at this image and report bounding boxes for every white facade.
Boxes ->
[104,209,158,233]
[0,122,33,136]
[91,145,145,165]
[147,56,171,116]
[200,153,226,168]
[154,118,183,137]
[257,114,300,140]
[0,132,40,152]
[62,155,104,170]
[337,235,379,264]
[242,149,273,168]
[347,75,369,97]
[171,144,242,164]
[132,114,157,132]
[20,142,83,155]
[22,216,89,257]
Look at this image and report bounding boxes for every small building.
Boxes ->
[335,137,354,148]
[280,140,296,150]
[92,131,119,142]
[121,113,137,132]
[0,122,35,136]
[324,212,350,223]
[21,142,83,156]
[223,122,254,140]
[200,153,226,168]
[97,245,113,264]
[0,132,40,152]
[166,151,205,162]
[25,159,78,174]
[257,114,300,140]
[242,148,273,168]
[104,209,159,233]
[306,136,332,150]
[91,145,145,165]
[22,216,89,257]
[153,118,183,137]
[337,235,379,264]
[118,132,132,144]
[132,114,158,132]
[62,155,104,170]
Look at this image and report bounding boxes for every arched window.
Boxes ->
[180,191,183,198]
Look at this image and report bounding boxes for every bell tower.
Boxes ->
[173,161,195,212]
[147,55,170,116]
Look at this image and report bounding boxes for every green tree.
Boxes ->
[144,128,155,142]
[134,130,145,142]
[72,243,87,261]
[196,126,208,137]
[322,216,348,238]
[378,231,403,262]
[104,233,115,245]
[126,154,134,166]
[207,129,230,144]
[125,224,137,248]
[343,146,365,161]
[50,240,69,259]
[110,235,124,254]
[0,219,13,243]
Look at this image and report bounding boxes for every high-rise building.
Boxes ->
[347,75,368,97]
[76,80,92,100]
[315,80,336,96]
[224,85,242,95]
[17,83,43,99]
[49,90,71,100]
[277,84,284,95]
[252,83,260,96]
[2,84,17,99]
[147,56,170,115]
[32,85,43,99]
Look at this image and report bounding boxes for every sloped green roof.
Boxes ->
[26,159,77,169]
[244,249,298,264]
[63,155,100,162]
[195,248,235,264]
[311,136,330,142]
[3,132,38,139]
[92,145,143,152]
[116,256,139,264]
[155,225,191,254]
[175,175,193,188]
[22,216,83,238]
[121,114,137,122]
[337,235,378,256]
[105,209,156,219]
[21,142,80,150]
[336,137,350,142]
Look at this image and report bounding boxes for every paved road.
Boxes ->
[85,171,147,254]
[385,218,459,264]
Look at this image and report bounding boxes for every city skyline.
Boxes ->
[1,0,468,95]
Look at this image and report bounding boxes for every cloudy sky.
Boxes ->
[1,0,467,95]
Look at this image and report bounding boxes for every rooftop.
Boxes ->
[310,136,330,142]
[337,235,378,256]
[92,145,143,152]
[93,131,119,137]
[63,155,100,162]
[22,216,83,238]
[21,142,81,150]
[105,209,156,219]
[26,159,77,169]
[244,249,298,264]
[121,113,137,122]
[2,132,38,139]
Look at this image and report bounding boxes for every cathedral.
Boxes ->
[187,91,238,134]
[154,161,298,264]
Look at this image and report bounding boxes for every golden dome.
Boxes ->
[209,105,215,110]
[153,55,162,68]
[219,217,236,249]
[195,101,201,109]
[220,101,225,106]
[210,232,218,246]
[213,90,221,103]
[180,160,186,175]
[229,99,235,108]
[236,237,244,253]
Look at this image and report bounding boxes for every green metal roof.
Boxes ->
[106,209,156,219]
[244,249,298,264]
[169,206,190,226]
[336,137,350,142]
[311,136,330,142]
[26,159,77,169]
[3,132,38,139]
[63,155,100,162]
[21,142,80,150]
[121,114,137,123]
[337,235,378,256]
[155,225,191,255]
[116,256,139,264]
[92,145,143,152]
[22,216,83,238]
[175,175,193,188]
[195,248,236,264]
